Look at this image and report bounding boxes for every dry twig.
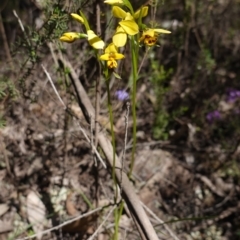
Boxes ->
[16,206,104,240]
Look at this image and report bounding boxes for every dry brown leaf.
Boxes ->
[0,204,9,217]
[27,191,46,240]
[0,220,12,234]
[62,212,98,234]
[66,192,78,216]
[65,192,99,234]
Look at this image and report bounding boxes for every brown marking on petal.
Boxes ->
[144,35,157,46]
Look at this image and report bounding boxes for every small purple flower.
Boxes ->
[206,110,221,123]
[115,90,129,101]
[227,89,240,102]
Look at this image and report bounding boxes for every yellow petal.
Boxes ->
[154,28,171,34]
[143,29,155,37]
[59,32,79,43]
[119,20,139,35]
[134,6,149,19]
[112,6,127,18]
[144,36,157,46]
[125,12,134,21]
[87,30,105,49]
[104,0,123,4]
[114,52,125,60]
[71,13,84,23]
[105,43,118,54]
[100,53,110,60]
[107,59,118,68]
[113,26,127,47]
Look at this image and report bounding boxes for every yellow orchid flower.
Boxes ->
[70,13,84,24]
[59,32,82,43]
[112,7,139,35]
[59,30,104,49]
[60,12,105,49]
[139,28,171,46]
[111,6,139,47]
[104,0,123,4]
[100,43,124,69]
[87,30,105,49]
[112,6,148,20]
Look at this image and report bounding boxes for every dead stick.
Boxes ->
[0,14,13,69]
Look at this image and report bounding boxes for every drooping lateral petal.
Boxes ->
[113,26,127,47]
[154,28,171,34]
[119,20,139,35]
[112,6,127,18]
[100,54,110,60]
[87,30,105,49]
[114,52,125,59]
[134,6,149,19]
[71,13,84,23]
[104,0,123,4]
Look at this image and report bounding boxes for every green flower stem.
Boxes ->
[129,36,139,178]
[113,201,124,240]
[123,0,134,15]
[80,11,90,31]
[106,75,123,240]
[106,78,117,199]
